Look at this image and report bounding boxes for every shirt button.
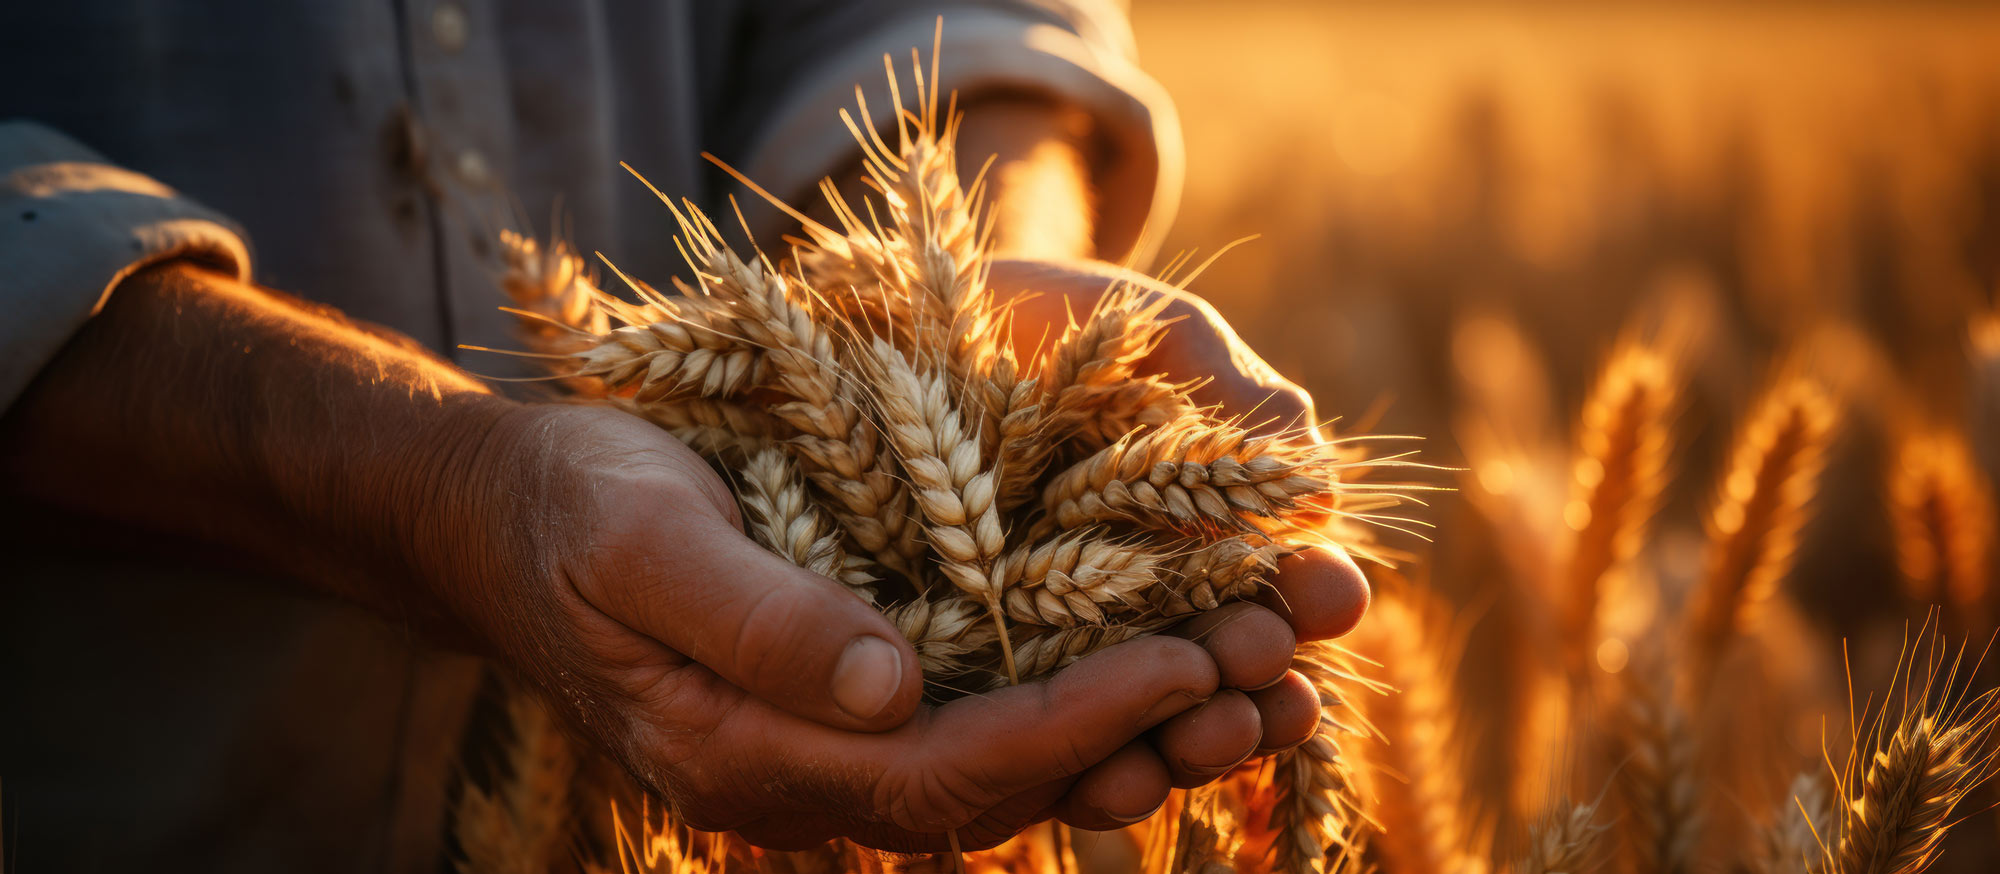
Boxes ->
[432,3,468,54]
[456,149,491,187]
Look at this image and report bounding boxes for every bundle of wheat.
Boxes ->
[468,34,1409,874]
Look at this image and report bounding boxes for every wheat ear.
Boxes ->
[1757,772,1833,874]
[660,200,928,578]
[1513,799,1608,874]
[884,597,996,686]
[1155,533,1294,616]
[498,227,613,353]
[1684,378,1836,691]
[1559,343,1674,676]
[1042,419,1333,536]
[1039,281,1181,445]
[1611,650,1701,874]
[614,395,780,462]
[995,619,1173,686]
[1833,635,2000,874]
[1271,642,1380,874]
[1887,428,1994,623]
[863,337,1019,682]
[992,532,1168,626]
[1359,591,1484,874]
[454,689,578,874]
[738,447,878,603]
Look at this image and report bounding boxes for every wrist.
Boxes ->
[955,95,1097,260]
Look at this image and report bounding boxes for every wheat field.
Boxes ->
[455,3,2000,872]
[1131,2,2000,872]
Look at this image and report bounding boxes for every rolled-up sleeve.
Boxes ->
[0,121,251,411]
[720,1,1182,265]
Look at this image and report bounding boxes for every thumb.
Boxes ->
[583,503,922,732]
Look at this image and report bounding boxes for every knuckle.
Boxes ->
[727,585,816,691]
[872,761,995,833]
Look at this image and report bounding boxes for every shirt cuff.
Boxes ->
[737,6,1184,266]
[0,121,252,411]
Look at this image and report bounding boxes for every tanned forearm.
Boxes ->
[952,95,1097,260]
[0,262,511,628]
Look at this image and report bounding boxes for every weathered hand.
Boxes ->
[418,402,1315,851]
[0,262,1299,854]
[988,258,1372,816]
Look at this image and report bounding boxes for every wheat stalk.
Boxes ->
[454,690,579,874]
[861,336,1019,680]
[1684,378,1836,691]
[1356,590,1484,874]
[1558,343,1674,676]
[1887,428,1994,623]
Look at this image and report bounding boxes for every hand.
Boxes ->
[988,258,1373,811]
[0,263,1302,853]
[416,401,1334,851]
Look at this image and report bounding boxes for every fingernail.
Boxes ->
[1110,798,1168,824]
[1140,689,1208,726]
[832,636,903,720]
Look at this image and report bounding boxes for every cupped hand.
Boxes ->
[988,258,1373,821]
[414,402,1309,851]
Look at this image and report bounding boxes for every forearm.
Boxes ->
[953,96,1097,260]
[0,262,510,624]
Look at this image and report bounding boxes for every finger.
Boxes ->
[1258,545,1371,642]
[833,780,1073,854]
[1249,670,1322,754]
[583,503,921,732]
[860,635,1217,833]
[1169,602,1296,690]
[728,813,841,853]
[613,634,1216,840]
[1151,689,1262,788]
[1052,741,1172,831]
